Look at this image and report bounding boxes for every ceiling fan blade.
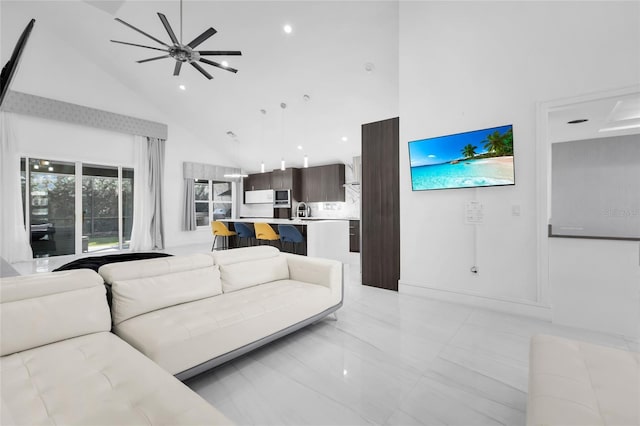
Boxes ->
[114,18,169,47]
[111,40,169,53]
[174,61,182,76]
[198,50,242,56]
[137,55,171,64]
[190,62,213,80]
[157,13,179,45]
[199,58,238,73]
[188,27,217,49]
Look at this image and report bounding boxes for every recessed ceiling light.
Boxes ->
[179,84,186,91]
[221,61,229,67]
[283,24,292,34]
[341,136,348,142]
[567,118,588,124]
[297,145,303,150]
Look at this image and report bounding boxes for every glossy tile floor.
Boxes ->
[185,263,637,426]
[10,245,637,425]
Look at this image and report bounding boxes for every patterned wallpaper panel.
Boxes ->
[1,90,168,139]
[183,161,242,181]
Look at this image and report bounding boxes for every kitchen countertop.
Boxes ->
[231,218,348,225]
[296,217,360,221]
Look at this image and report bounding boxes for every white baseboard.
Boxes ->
[399,280,552,321]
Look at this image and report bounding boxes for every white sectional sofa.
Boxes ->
[527,334,640,426]
[99,246,343,380]
[0,269,230,425]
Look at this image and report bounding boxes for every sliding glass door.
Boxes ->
[23,159,76,257]
[22,158,133,257]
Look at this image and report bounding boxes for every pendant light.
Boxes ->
[280,102,287,171]
[260,109,267,172]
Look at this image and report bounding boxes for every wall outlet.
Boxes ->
[512,205,521,216]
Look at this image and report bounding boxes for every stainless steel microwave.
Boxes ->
[273,189,291,208]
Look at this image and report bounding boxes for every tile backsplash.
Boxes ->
[307,184,360,219]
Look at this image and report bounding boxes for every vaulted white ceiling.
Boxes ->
[2,0,399,172]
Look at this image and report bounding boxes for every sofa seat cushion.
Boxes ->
[0,332,229,426]
[114,280,335,375]
[527,334,640,426]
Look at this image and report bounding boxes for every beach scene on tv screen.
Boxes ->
[409,124,515,191]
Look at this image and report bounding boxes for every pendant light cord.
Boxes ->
[180,0,183,44]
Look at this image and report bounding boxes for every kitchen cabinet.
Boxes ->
[301,167,321,202]
[271,168,302,200]
[244,172,271,191]
[349,220,360,253]
[301,164,345,202]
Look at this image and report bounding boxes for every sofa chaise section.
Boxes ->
[0,269,230,425]
[99,246,343,380]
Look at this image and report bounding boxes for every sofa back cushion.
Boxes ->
[215,247,289,293]
[211,245,281,266]
[99,253,214,284]
[0,269,111,356]
[100,254,222,325]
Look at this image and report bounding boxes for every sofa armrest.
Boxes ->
[283,254,343,303]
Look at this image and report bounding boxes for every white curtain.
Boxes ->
[129,135,153,251]
[0,112,33,263]
[130,136,165,251]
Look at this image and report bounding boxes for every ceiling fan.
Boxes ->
[111,0,241,80]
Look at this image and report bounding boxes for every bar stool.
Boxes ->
[278,224,305,254]
[234,222,255,247]
[254,223,280,248]
[211,221,236,251]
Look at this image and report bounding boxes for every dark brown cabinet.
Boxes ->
[349,220,360,253]
[361,117,399,291]
[270,168,301,200]
[244,172,271,191]
[301,167,321,202]
[301,164,345,202]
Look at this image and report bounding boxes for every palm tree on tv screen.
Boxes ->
[461,144,477,159]
[482,128,513,157]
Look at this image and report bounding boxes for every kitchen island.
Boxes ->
[225,218,350,263]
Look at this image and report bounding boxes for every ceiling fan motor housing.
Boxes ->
[170,45,196,62]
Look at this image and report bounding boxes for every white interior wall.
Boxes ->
[398,1,640,332]
[2,6,236,249]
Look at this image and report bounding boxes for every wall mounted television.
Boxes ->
[0,19,35,109]
[408,124,515,191]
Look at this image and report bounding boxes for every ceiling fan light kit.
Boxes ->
[111,0,241,80]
